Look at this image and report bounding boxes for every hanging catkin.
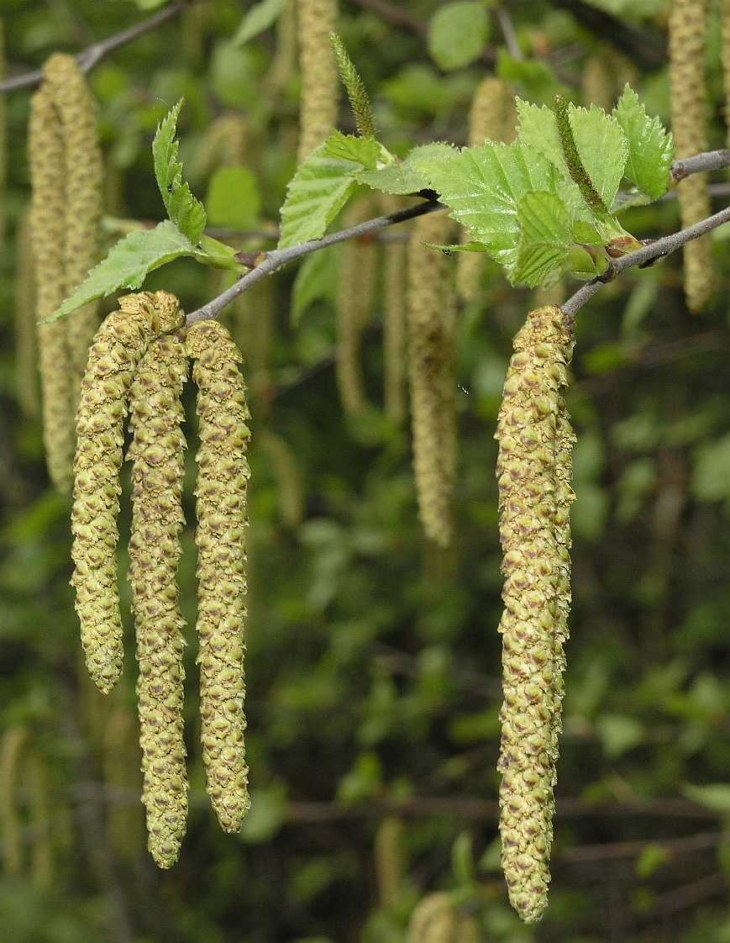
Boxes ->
[195,114,250,179]
[0,726,27,877]
[669,0,714,313]
[495,305,575,924]
[266,0,298,100]
[296,0,338,162]
[258,430,305,528]
[0,19,6,258]
[14,209,39,419]
[336,197,379,417]
[25,750,53,890]
[407,893,480,943]
[407,212,457,547]
[722,0,730,143]
[381,196,408,424]
[43,54,103,377]
[457,77,516,303]
[127,332,189,868]
[187,320,251,833]
[102,701,145,863]
[29,86,75,493]
[71,291,184,695]
[374,817,406,910]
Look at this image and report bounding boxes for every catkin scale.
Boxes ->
[296,0,339,161]
[495,305,575,924]
[43,54,103,376]
[29,87,75,493]
[187,320,251,833]
[71,292,184,694]
[669,0,714,313]
[407,212,458,547]
[127,333,189,868]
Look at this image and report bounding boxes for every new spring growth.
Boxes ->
[71,291,184,694]
[187,320,252,833]
[495,305,575,924]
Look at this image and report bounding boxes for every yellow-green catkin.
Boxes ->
[457,77,516,303]
[0,726,27,877]
[102,701,145,863]
[71,291,184,694]
[29,86,74,493]
[381,196,408,424]
[407,212,457,547]
[296,0,338,162]
[187,320,252,833]
[266,0,298,100]
[495,305,575,924]
[336,197,379,417]
[374,817,406,910]
[25,750,52,890]
[669,0,714,313]
[228,274,274,410]
[258,430,305,528]
[44,54,103,377]
[407,893,480,943]
[15,209,39,418]
[722,0,730,142]
[127,332,189,868]
[0,20,6,258]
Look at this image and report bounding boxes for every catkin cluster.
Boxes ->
[669,0,714,313]
[495,305,575,924]
[407,212,458,547]
[187,320,252,834]
[28,56,103,492]
[457,77,516,303]
[296,0,339,161]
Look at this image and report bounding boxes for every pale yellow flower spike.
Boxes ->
[29,86,75,493]
[187,319,252,833]
[71,291,184,694]
[495,305,575,924]
[128,332,189,868]
[669,0,714,313]
[296,0,339,162]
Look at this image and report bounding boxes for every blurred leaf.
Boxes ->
[635,843,669,879]
[693,435,730,502]
[595,714,644,758]
[241,783,288,843]
[206,166,261,229]
[233,0,286,46]
[428,2,491,71]
[683,783,730,814]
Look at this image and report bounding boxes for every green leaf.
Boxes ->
[152,100,207,243]
[205,166,261,230]
[324,132,382,170]
[614,85,674,200]
[683,783,730,814]
[194,234,242,271]
[278,143,362,249]
[356,143,453,195]
[414,139,564,277]
[233,0,286,46]
[48,222,196,322]
[428,1,490,71]
[595,714,644,758]
[513,190,572,286]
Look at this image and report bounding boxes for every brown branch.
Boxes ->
[559,830,720,864]
[0,2,186,93]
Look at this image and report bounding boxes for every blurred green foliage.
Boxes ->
[2,1,730,941]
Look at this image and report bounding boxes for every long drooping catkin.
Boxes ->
[14,210,39,418]
[407,212,457,547]
[336,197,379,416]
[380,195,407,424]
[457,77,516,303]
[669,0,714,313]
[71,292,184,694]
[44,54,102,376]
[29,86,74,493]
[374,817,406,910]
[187,320,251,833]
[495,305,575,924]
[127,332,189,868]
[296,0,338,161]
[0,726,27,876]
[229,275,274,409]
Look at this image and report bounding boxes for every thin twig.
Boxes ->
[0,2,186,93]
[495,7,522,61]
[185,199,444,326]
[672,149,730,180]
[562,203,730,316]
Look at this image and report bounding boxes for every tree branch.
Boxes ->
[561,203,730,317]
[672,149,730,180]
[185,199,444,326]
[0,2,186,93]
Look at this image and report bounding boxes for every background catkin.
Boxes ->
[723,1,730,143]
[407,893,480,943]
[101,700,145,863]
[127,332,189,869]
[495,305,575,924]
[43,54,103,377]
[258,430,305,528]
[381,196,408,424]
[407,212,458,547]
[296,0,339,162]
[457,77,516,303]
[14,209,39,418]
[335,197,379,417]
[29,86,75,493]
[71,292,184,694]
[669,0,714,313]
[374,816,406,910]
[187,320,252,833]
[25,750,52,890]
[0,726,27,877]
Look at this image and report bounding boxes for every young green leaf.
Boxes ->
[48,222,196,322]
[324,131,383,170]
[153,100,207,243]
[428,1,490,72]
[356,143,453,195]
[194,234,243,271]
[278,142,363,249]
[613,84,674,200]
[233,0,286,46]
[513,190,572,287]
